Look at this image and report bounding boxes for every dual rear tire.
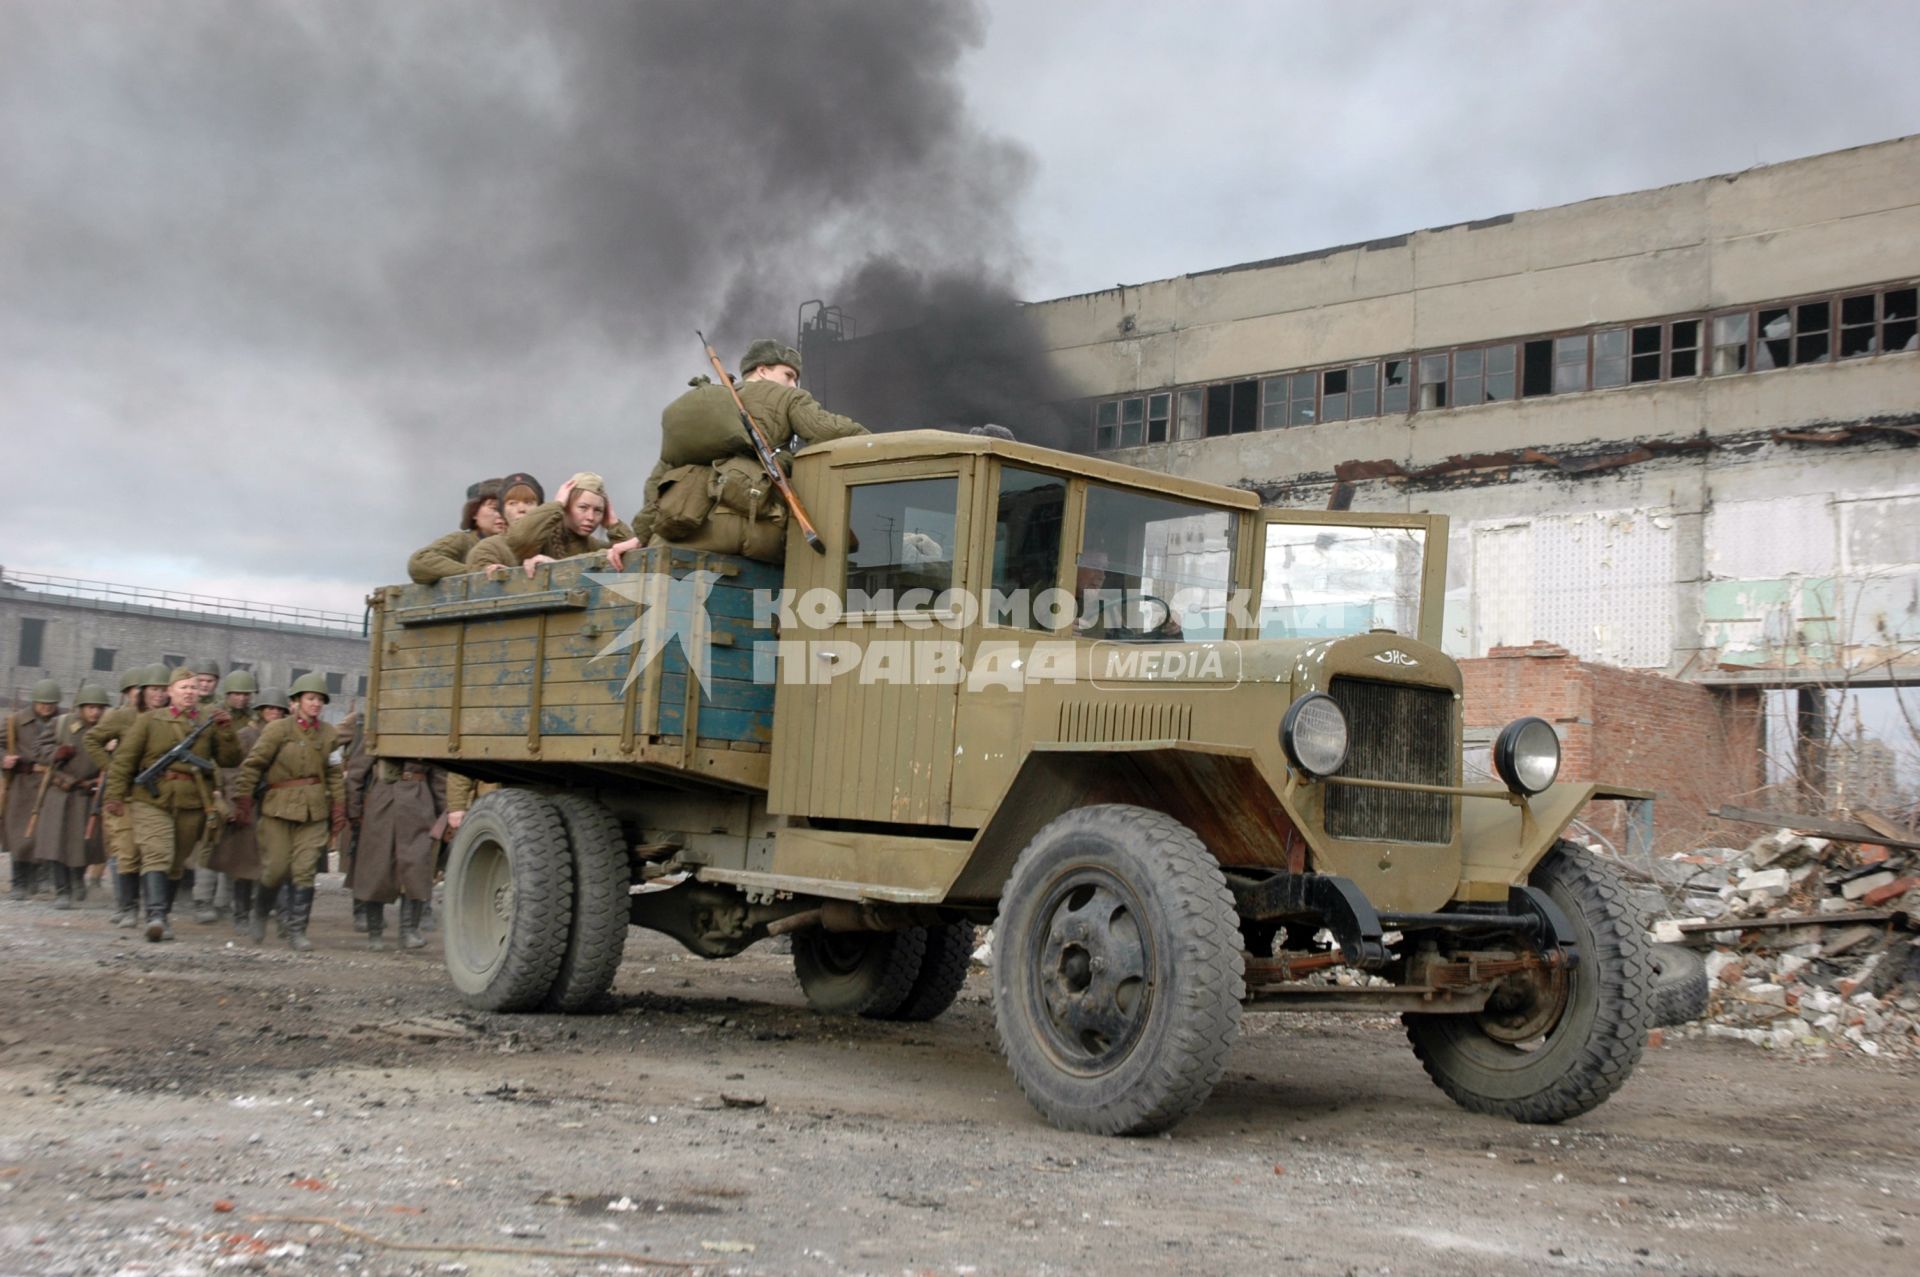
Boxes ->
[442,789,629,1013]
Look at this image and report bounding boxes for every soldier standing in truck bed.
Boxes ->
[630,340,868,562]
[102,667,241,941]
[3,679,64,900]
[39,683,112,908]
[407,478,506,583]
[232,674,344,952]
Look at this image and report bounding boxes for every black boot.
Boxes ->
[286,885,315,953]
[364,901,386,951]
[399,898,428,950]
[142,870,171,942]
[352,899,369,934]
[248,881,275,943]
[73,871,88,904]
[113,869,139,927]
[51,863,73,910]
[9,861,29,902]
[231,879,255,936]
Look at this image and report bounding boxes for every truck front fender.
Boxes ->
[1455,781,1654,902]
[945,742,1298,902]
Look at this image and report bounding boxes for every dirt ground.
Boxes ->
[1,872,1915,1277]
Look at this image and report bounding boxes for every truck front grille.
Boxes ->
[1324,677,1455,844]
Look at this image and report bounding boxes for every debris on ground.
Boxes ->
[1636,805,1920,1057]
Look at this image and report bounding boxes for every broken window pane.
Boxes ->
[1205,383,1231,437]
[1795,301,1830,364]
[1755,307,1791,370]
[1452,348,1483,405]
[1552,335,1587,392]
[1176,389,1204,440]
[1485,344,1516,401]
[1349,363,1378,417]
[1630,325,1663,382]
[1885,287,1919,353]
[1147,392,1171,443]
[1522,339,1553,396]
[1841,293,1877,358]
[1230,380,1259,433]
[1120,396,1145,447]
[1418,353,1449,410]
[1320,367,1349,422]
[1382,359,1411,413]
[1711,313,1749,374]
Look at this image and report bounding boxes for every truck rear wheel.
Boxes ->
[1405,842,1651,1123]
[878,922,976,1023]
[992,804,1244,1136]
[792,927,928,1017]
[442,789,573,1013]
[542,794,631,1014]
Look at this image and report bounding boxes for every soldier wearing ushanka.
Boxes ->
[232,674,345,952]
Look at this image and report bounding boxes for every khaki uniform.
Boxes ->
[40,713,105,870]
[84,702,142,872]
[235,717,344,889]
[2,709,58,862]
[104,708,242,876]
[409,529,480,583]
[444,771,501,815]
[659,378,868,464]
[347,756,445,903]
[504,501,637,563]
[464,533,517,571]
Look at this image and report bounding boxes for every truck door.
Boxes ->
[769,460,973,825]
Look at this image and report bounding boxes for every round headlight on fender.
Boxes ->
[1280,692,1349,779]
[1494,716,1561,795]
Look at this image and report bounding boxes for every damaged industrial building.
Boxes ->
[811,133,1920,856]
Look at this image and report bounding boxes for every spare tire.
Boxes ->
[1648,942,1710,1027]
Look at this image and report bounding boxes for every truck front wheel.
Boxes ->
[442,789,573,1012]
[1405,842,1652,1123]
[993,804,1244,1136]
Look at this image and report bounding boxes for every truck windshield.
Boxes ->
[1257,521,1427,639]
[1080,484,1236,641]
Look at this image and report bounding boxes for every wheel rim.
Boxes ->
[1026,867,1155,1075]
[453,835,512,980]
[1475,964,1570,1047]
[814,931,879,977]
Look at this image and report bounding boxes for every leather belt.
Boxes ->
[269,777,321,790]
[165,768,198,780]
[400,770,430,782]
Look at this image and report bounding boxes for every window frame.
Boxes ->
[837,462,972,619]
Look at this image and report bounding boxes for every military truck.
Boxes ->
[365,430,1654,1135]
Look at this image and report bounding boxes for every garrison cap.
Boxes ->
[167,666,199,688]
[188,658,221,677]
[74,684,113,707]
[739,339,802,379]
[30,678,62,704]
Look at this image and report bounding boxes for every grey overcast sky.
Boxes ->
[5,0,1919,615]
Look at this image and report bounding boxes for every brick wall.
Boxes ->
[1461,642,1764,853]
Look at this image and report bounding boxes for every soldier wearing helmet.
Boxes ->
[3,678,64,900]
[232,673,345,953]
[86,666,169,924]
[102,667,241,941]
[190,669,263,925]
[38,684,113,909]
[189,658,222,706]
[629,339,868,564]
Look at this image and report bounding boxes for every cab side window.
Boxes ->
[845,477,959,608]
[989,466,1066,629]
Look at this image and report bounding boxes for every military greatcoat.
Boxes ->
[40,712,105,869]
[3,709,61,862]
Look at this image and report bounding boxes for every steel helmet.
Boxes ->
[74,683,113,707]
[220,670,260,694]
[117,667,146,692]
[288,673,331,703]
[30,679,62,704]
[141,665,172,689]
[257,687,290,712]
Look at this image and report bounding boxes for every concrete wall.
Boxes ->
[1026,135,1920,685]
[0,592,370,712]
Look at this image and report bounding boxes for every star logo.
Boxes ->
[585,571,725,694]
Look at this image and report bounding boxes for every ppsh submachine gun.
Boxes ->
[134,714,223,797]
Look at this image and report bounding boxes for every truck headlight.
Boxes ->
[1281,693,1348,778]
[1494,716,1560,796]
